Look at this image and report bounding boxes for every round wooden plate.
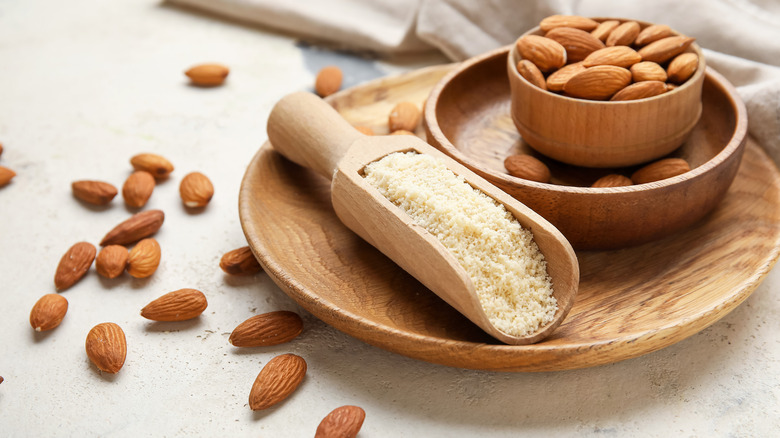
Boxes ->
[239,64,780,372]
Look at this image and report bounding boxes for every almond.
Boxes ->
[127,238,161,278]
[388,102,421,133]
[219,246,262,275]
[539,15,599,32]
[0,142,3,157]
[71,180,118,205]
[141,288,208,321]
[504,155,550,183]
[315,406,366,438]
[54,242,97,291]
[591,20,620,42]
[631,158,691,184]
[390,130,416,136]
[667,52,699,84]
[178,171,214,208]
[130,153,174,179]
[29,294,69,332]
[354,126,374,136]
[605,21,640,46]
[591,174,633,188]
[544,27,604,63]
[630,61,667,82]
[0,166,16,187]
[515,35,567,72]
[666,83,679,92]
[315,66,343,98]
[637,36,695,64]
[249,353,307,410]
[635,24,675,46]
[229,311,304,347]
[563,65,632,100]
[95,245,128,279]
[516,60,547,90]
[185,63,229,86]
[85,322,127,374]
[583,46,641,68]
[122,170,155,208]
[100,209,164,246]
[546,62,586,92]
[0,376,3,384]
[610,81,667,101]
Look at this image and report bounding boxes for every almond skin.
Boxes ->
[591,20,620,42]
[100,209,164,246]
[667,52,699,84]
[95,245,128,279]
[591,174,633,188]
[219,246,262,275]
[516,60,547,90]
[539,15,598,32]
[388,102,421,133]
[630,61,667,82]
[583,46,641,68]
[130,153,174,179]
[0,166,16,187]
[185,63,229,86]
[315,406,366,438]
[504,155,550,183]
[85,322,127,374]
[638,36,695,64]
[54,242,97,291]
[179,171,214,208]
[30,294,69,332]
[563,65,632,100]
[605,21,640,46]
[610,81,667,101]
[249,353,307,410]
[631,158,691,184]
[315,66,343,98]
[122,171,155,208]
[127,238,161,278]
[635,24,675,46]
[544,27,604,63]
[141,288,208,322]
[72,180,118,205]
[515,35,567,72]
[546,62,586,92]
[230,311,304,347]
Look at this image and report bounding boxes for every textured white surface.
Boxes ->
[0,1,779,437]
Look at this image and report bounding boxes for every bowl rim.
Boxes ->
[424,45,748,195]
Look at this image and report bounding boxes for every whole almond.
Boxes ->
[0,376,3,384]
[130,153,174,179]
[30,294,69,332]
[0,166,16,187]
[85,322,127,374]
[583,46,641,68]
[610,81,667,101]
[631,158,691,184]
[539,15,599,32]
[591,20,620,42]
[354,126,374,136]
[591,174,633,188]
[185,63,229,86]
[563,65,632,100]
[219,246,262,275]
[388,102,421,133]
[122,171,155,208]
[249,353,307,410]
[100,209,165,246]
[315,406,366,438]
[544,27,604,63]
[605,21,640,46]
[546,62,586,92]
[179,171,214,208]
[72,180,118,205]
[127,238,161,278]
[516,60,547,90]
[638,36,695,64]
[141,288,208,321]
[504,155,550,183]
[95,245,128,279]
[315,66,343,98]
[515,35,567,72]
[667,52,699,84]
[635,24,675,46]
[54,242,97,291]
[630,61,668,82]
[230,311,304,347]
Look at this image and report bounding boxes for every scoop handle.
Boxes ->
[267,91,363,180]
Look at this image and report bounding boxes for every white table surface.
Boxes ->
[1,1,779,436]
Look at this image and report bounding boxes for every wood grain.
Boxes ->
[239,64,780,371]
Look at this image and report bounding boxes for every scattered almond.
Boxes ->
[605,21,640,46]
[100,209,165,246]
[122,170,155,208]
[72,180,118,205]
[0,376,3,384]
[631,158,691,184]
[635,24,675,46]
[583,46,641,68]
[516,60,547,90]
[0,166,15,187]
[591,20,620,42]
[219,246,262,275]
[95,245,128,279]
[315,406,366,438]
[54,242,97,291]
[388,102,421,133]
[185,63,229,87]
[130,153,174,179]
[610,81,667,101]
[354,126,374,136]
[249,353,307,410]
[390,130,416,136]
[563,65,632,100]
[229,311,304,347]
[315,66,343,98]
[515,35,567,72]
[546,62,586,92]
[630,61,668,82]
[179,171,214,208]
[539,15,599,32]
[141,288,207,321]
[127,238,161,278]
[637,36,695,64]
[667,53,699,84]
[85,322,127,374]
[544,27,604,63]
[591,174,633,188]
[504,155,550,183]
[29,294,69,332]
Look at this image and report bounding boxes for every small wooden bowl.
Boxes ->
[424,46,747,250]
[509,20,706,168]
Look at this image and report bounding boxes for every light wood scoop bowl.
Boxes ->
[266,91,579,345]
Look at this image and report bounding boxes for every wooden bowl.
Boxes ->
[424,46,747,249]
[508,20,706,168]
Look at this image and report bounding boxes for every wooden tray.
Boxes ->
[239,64,780,372]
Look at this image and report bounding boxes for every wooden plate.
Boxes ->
[239,64,780,372]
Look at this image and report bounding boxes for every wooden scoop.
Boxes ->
[267,91,579,345]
